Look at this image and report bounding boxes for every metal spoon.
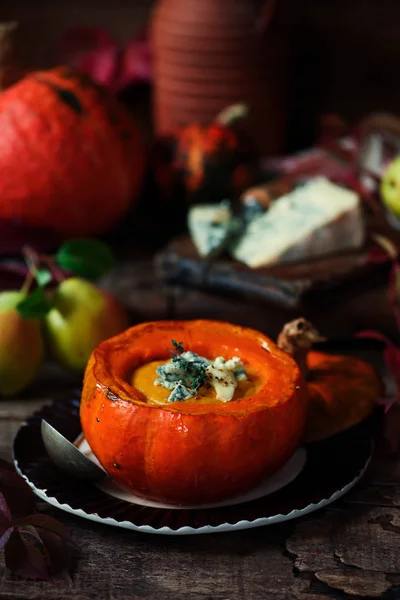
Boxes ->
[41,420,107,482]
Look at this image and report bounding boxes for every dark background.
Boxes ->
[2,0,400,151]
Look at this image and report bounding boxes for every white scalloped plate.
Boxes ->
[12,394,374,535]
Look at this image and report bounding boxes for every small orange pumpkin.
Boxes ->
[153,104,258,203]
[80,320,307,504]
[303,351,382,442]
[277,319,383,443]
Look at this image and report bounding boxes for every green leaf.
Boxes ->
[35,268,52,288]
[16,289,52,319]
[55,239,115,280]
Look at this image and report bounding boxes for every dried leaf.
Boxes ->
[22,514,72,542]
[0,459,16,472]
[383,405,400,454]
[355,330,400,452]
[17,519,75,583]
[0,492,13,531]
[370,233,398,261]
[4,529,50,581]
[0,461,35,517]
[387,262,400,330]
[62,27,152,92]
[20,524,44,545]
[0,461,75,583]
[0,526,13,549]
[37,528,74,584]
[357,331,400,397]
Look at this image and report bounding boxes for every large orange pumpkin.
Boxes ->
[0,66,146,238]
[80,320,308,504]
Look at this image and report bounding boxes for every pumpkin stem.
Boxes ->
[215,103,249,127]
[277,318,326,379]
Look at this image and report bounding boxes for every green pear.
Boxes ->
[381,156,400,219]
[45,277,129,371]
[0,291,44,396]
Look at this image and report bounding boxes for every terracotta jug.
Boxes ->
[150,0,288,155]
[0,22,20,90]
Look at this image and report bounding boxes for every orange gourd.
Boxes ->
[153,104,258,203]
[276,318,383,443]
[80,320,308,504]
[0,66,146,238]
[303,351,383,443]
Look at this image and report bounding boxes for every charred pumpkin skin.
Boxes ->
[0,66,146,238]
[303,351,383,443]
[80,320,308,504]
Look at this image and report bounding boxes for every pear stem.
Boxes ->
[22,245,66,285]
[40,253,66,283]
[20,270,34,295]
[22,244,39,277]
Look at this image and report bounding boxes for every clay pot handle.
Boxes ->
[255,0,277,33]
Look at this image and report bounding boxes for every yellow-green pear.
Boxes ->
[0,291,44,396]
[381,156,400,219]
[45,277,129,371]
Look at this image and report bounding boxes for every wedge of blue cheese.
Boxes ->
[206,356,247,402]
[231,177,365,268]
[155,350,247,403]
[188,201,234,258]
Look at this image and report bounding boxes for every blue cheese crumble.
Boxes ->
[155,343,247,403]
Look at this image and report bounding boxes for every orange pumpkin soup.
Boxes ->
[131,358,263,406]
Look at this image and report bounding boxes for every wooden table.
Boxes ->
[1,261,400,600]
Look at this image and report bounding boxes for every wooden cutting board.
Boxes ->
[155,201,399,309]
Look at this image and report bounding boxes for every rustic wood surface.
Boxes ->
[1,261,400,600]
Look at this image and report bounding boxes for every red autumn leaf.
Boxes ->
[383,404,400,454]
[20,524,44,545]
[388,262,400,330]
[21,514,72,542]
[355,330,400,451]
[0,460,14,472]
[18,521,74,584]
[61,27,152,92]
[0,461,76,583]
[0,492,12,528]
[356,330,400,397]
[367,236,397,265]
[0,492,13,545]
[5,529,50,581]
[0,527,13,549]
[0,461,35,518]
[36,528,74,584]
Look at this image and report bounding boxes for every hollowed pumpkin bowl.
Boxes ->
[80,320,308,504]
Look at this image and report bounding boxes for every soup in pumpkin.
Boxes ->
[131,341,264,407]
